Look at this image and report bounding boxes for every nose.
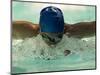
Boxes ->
[47,36,56,44]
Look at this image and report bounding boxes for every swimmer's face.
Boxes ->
[39,6,64,46]
[41,32,63,45]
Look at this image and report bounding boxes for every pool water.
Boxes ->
[12,34,95,73]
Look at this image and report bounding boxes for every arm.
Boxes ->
[64,21,96,38]
[13,20,96,39]
[12,21,40,39]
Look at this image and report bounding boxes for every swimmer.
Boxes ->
[12,6,96,46]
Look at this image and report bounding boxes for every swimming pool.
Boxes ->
[12,1,96,74]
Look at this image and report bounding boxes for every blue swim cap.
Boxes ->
[39,6,64,33]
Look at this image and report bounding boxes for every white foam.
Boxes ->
[12,34,95,61]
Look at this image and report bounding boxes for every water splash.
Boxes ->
[12,34,95,73]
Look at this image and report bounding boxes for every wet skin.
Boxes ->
[64,21,96,38]
[12,21,40,39]
[12,21,96,41]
